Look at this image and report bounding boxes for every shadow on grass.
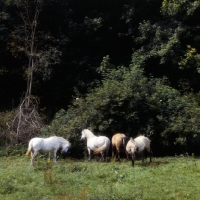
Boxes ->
[134,155,198,168]
[124,156,175,168]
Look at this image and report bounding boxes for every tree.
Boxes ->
[9,0,61,107]
[4,0,61,144]
[43,52,200,156]
[134,0,200,92]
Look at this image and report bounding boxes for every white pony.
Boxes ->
[26,136,71,166]
[81,129,110,161]
[126,136,151,166]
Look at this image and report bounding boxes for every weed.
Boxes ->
[44,170,53,184]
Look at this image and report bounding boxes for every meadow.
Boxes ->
[0,153,200,200]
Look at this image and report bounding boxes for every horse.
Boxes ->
[25,136,71,166]
[81,129,110,162]
[126,136,151,166]
[111,133,129,161]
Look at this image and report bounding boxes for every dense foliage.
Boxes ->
[1,0,200,156]
[42,53,200,156]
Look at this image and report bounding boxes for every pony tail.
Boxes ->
[93,145,106,154]
[25,140,33,156]
[122,136,128,147]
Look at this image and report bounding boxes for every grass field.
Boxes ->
[0,154,200,200]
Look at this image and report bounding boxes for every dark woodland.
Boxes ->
[1,0,200,157]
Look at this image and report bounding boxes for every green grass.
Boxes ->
[0,155,200,200]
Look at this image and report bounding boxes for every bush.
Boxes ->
[42,53,200,156]
[0,110,15,146]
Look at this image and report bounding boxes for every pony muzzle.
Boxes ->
[80,137,86,141]
[62,148,69,154]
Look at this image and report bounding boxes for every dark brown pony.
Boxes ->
[111,133,129,160]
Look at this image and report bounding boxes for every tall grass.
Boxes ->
[0,155,200,200]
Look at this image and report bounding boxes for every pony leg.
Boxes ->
[105,149,109,162]
[125,150,129,160]
[53,150,57,163]
[131,153,135,167]
[31,151,37,166]
[99,152,103,161]
[101,152,104,162]
[141,151,145,164]
[145,147,152,163]
[117,150,120,161]
[149,149,152,163]
[88,148,91,162]
[112,146,115,158]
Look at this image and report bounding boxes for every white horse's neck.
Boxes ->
[57,137,64,142]
[85,130,95,139]
[57,137,69,145]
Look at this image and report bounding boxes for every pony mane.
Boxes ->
[130,138,138,147]
[56,136,69,144]
[83,129,93,135]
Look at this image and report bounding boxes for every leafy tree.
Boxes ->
[0,0,62,144]
[43,52,200,156]
[132,0,200,93]
[8,0,61,107]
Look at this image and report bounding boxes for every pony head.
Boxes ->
[62,141,71,153]
[81,129,88,140]
[130,138,140,154]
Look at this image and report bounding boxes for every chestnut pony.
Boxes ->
[126,136,151,166]
[81,129,110,161]
[111,133,129,160]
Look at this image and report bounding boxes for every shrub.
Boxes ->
[43,53,200,156]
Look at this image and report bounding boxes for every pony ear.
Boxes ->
[130,137,135,144]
